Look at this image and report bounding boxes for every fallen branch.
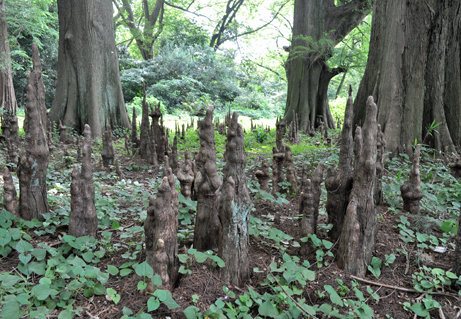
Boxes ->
[349,275,459,299]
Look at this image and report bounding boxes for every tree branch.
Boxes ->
[164,1,211,20]
[217,0,290,47]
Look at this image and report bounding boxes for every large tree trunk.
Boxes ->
[49,0,130,137]
[0,0,17,113]
[284,0,370,130]
[353,0,460,155]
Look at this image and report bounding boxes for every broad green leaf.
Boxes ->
[107,265,119,275]
[19,253,32,265]
[135,261,154,278]
[9,228,21,240]
[15,293,30,305]
[258,300,278,318]
[1,301,23,319]
[0,228,12,246]
[82,252,94,263]
[322,239,333,249]
[183,306,200,319]
[94,283,106,295]
[324,285,343,307]
[120,268,132,277]
[446,271,458,279]
[0,274,21,287]
[152,274,162,286]
[15,239,33,253]
[138,281,147,290]
[32,248,47,261]
[32,284,58,300]
[147,297,160,312]
[58,309,73,319]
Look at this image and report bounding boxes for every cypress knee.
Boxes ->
[337,96,378,276]
[18,43,49,221]
[218,112,252,287]
[193,108,222,251]
[69,124,97,238]
[400,144,424,214]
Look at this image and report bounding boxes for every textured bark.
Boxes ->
[170,135,179,175]
[69,124,97,238]
[284,145,298,195]
[400,144,424,214]
[255,158,270,193]
[177,150,194,200]
[3,167,18,217]
[454,208,461,276]
[449,155,461,179]
[271,146,285,197]
[131,107,140,149]
[284,0,370,130]
[139,88,152,162]
[218,112,252,287]
[193,108,222,251]
[275,118,287,150]
[144,176,178,290]
[101,126,115,167]
[337,96,378,276]
[299,161,324,255]
[0,0,17,113]
[2,111,19,170]
[353,127,363,173]
[18,45,49,221]
[325,90,354,241]
[353,0,461,155]
[58,120,70,144]
[374,124,385,205]
[49,0,129,137]
[150,103,165,163]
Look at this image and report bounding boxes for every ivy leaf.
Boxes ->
[15,239,33,253]
[0,228,12,246]
[152,274,162,286]
[107,265,119,275]
[135,261,154,278]
[183,306,201,319]
[0,301,23,319]
[258,300,278,318]
[324,285,343,307]
[147,297,160,312]
[31,284,58,300]
[58,309,74,319]
[120,269,132,277]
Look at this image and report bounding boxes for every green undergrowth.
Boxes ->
[0,126,460,318]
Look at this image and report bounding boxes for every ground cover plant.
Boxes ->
[0,107,460,319]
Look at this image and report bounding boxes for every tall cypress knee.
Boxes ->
[218,112,252,287]
[18,43,49,221]
[193,108,222,251]
[69,124,97,237]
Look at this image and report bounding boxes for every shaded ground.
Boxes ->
[1,132,460,319]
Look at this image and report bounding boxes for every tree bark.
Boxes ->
[325,89,354,241]
[218,112,252,287]
[69,124,97,238]
[194,108,222,251]
[49,0,130,137]
[337,96,378,276]
[0,0,17,113]
[353,0,461,155]
[18,45,49,221]
[284,0,370,130]
[454,208,461,276]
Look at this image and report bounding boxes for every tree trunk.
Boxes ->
[0,0,17,113]
[353,0,460,155]
[284,0,370,130]
[49,0,130,137]
[454,208,461,276]
[337,96,378,276]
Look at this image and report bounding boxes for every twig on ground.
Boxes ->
[350,275,459,299]
[438,308,446,319]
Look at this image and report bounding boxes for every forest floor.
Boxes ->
[0,125,460,319]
